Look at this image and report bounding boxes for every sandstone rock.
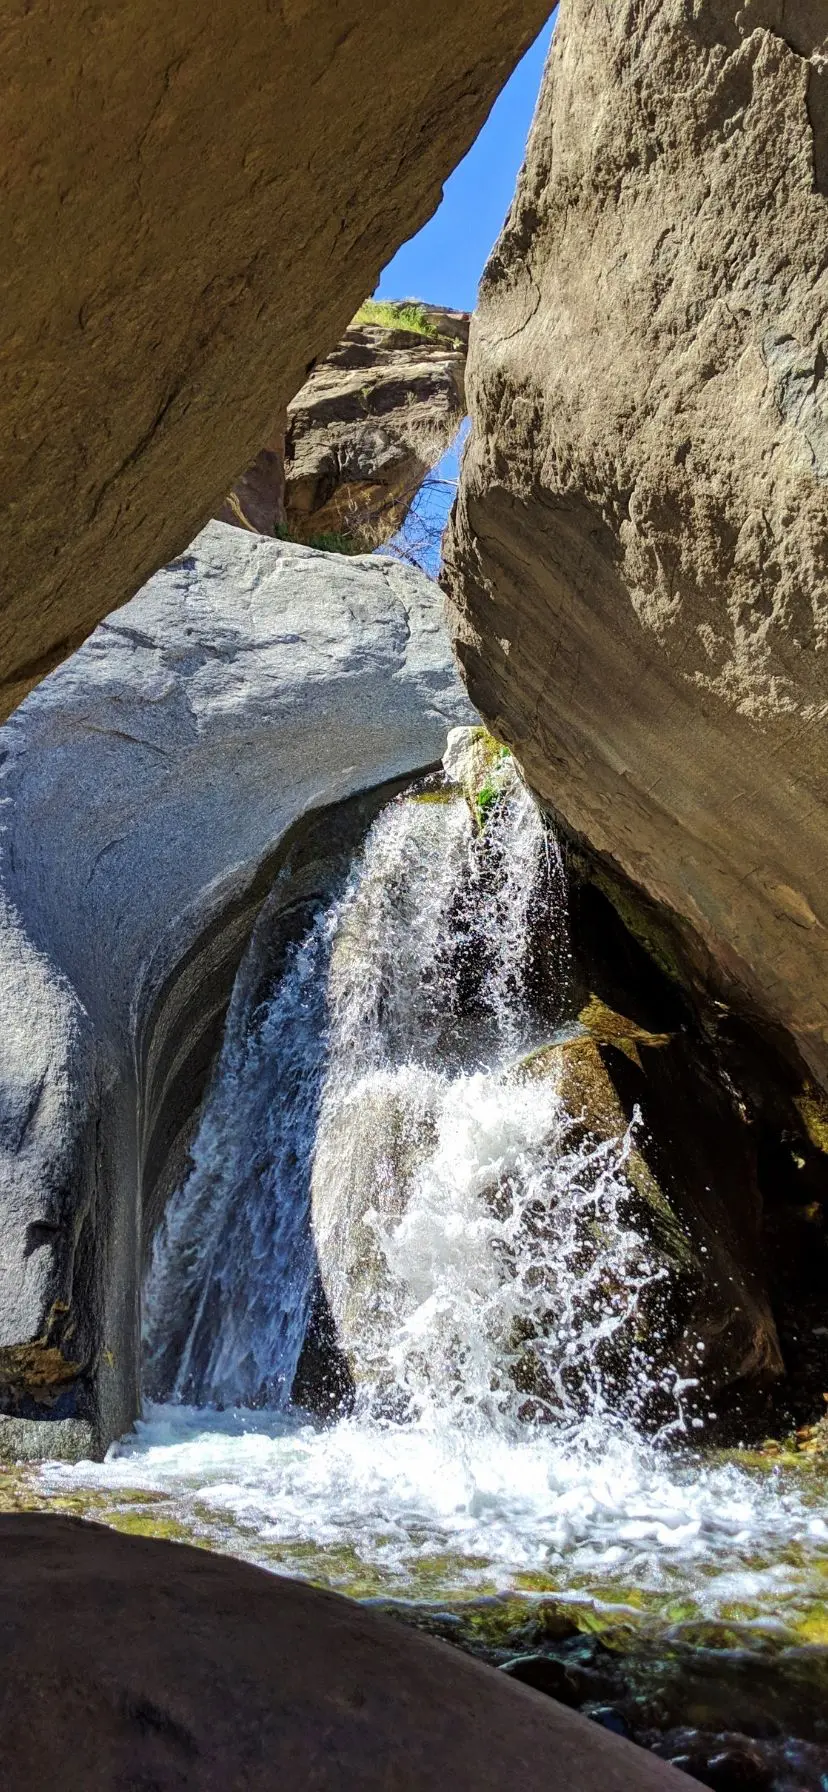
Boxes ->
[221,304,469,547]
[0,1515,686,1791]
[0,1,550,720]
[0,522,475,1454]
[283,307,468,548]
[444,0,828,1090]
[218,307,468,546]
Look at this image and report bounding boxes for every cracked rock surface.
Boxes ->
[444,0,828,1087]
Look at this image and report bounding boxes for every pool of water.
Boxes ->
[6,1404,828,1788]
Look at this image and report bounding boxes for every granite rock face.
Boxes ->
[0,522,475,1455]
[0,1516,685,1792]
[0,0,550,719]
[220,305,468,547]
[445,0,828,1089]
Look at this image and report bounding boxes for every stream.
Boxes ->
[11,740,828,1789]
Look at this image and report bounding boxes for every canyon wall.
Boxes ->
[0,0,549,719]
[445,0,828,1092]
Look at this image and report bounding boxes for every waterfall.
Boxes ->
[38,739,828,1792]
[144,742,676,1440]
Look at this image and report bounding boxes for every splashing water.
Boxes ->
[32,752,828,1780]
[145,757,669,1435]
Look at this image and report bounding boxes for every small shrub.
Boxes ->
[352,298,441,340]
[305,529,363,555]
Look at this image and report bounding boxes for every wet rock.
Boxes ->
[442,723,512,826]
[591,1709,633,1741]
[702,1749,774,1791]
[501,1654,616,1708]
[654,1733,775,1792]
[0,0,551,719]
[511,1006,783,1416]
[444,0,828,1096]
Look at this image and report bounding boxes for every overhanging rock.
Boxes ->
[0,0,551,719]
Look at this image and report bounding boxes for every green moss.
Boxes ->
[106,1510,195,1545]
[795,1085,828,1156]
[461,731,512,830]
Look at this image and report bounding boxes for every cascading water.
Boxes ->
[35,737,828,1790]
[143,747,670,1438]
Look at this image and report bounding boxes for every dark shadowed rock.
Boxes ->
[214,419,288,536]
[0,1514,689,1790]
[0,0,550,719]
[444,0,828,1091]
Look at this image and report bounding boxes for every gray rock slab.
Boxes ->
[0,523,475,1455]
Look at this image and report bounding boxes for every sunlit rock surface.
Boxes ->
[444,0,828,1089]
[219,305,469,547]
[0,0,551,719]
[0,522,475,1456]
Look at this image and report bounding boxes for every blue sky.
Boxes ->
[377,10,556,571]
[376,10,556,315]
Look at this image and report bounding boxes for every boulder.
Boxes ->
[283,306,468,548]
[444,0,828,1089]
[0,521,475,1456]
[0,1514,686,1791]
[219,304,469,546]
[515,1003,783,1415]
[0,0,550,720]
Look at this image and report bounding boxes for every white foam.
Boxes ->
[42,1401,828,1616]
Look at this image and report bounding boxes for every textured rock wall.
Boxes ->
[0,524,475,1456]
[283,308,468,548]
[0,0,550,720]
[445,0,828,1089]
[217,306,468,545]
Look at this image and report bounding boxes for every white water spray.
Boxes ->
[45,745,828,1637]
[145,751,669,1436]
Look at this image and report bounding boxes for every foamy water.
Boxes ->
[36,748,828,1657]
[40,1402,828,1626]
